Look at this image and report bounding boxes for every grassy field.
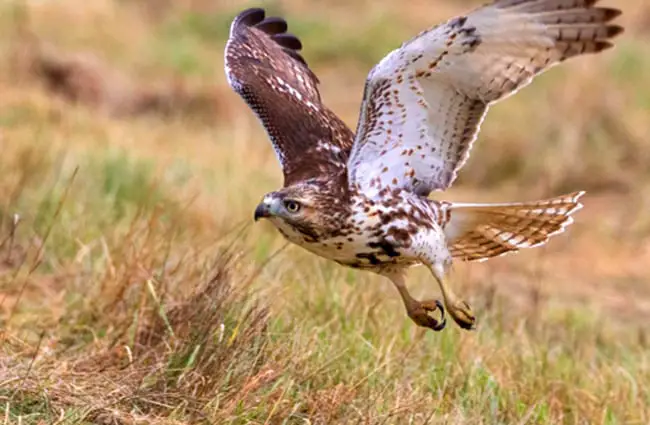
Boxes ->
[1,0,650,423]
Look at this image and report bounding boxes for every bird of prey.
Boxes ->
[224,0,622,331]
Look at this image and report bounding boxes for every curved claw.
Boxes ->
[449,300,476,330]
[431,300,446,332]
[411,299,447,332]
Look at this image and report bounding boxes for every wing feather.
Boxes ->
[347,0,622,197]
[225,8,354,186]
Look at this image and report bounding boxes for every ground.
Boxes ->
[1,0,649,423]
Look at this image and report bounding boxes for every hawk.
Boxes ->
[224,0,622,331]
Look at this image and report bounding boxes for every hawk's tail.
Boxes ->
[443,191,584,262]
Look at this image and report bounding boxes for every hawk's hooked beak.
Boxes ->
[254,202,270,222]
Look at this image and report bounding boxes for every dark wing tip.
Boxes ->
[231,8,266,30]
[284,49,307,65]
[230,8,310,68]
[606,24,625,39]
[601,8,623,21]
[593,40,614,52]
[255,17,289,35]
[272,33,303,51]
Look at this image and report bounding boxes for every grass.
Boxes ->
[1,0,650,423]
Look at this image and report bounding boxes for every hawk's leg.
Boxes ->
[385,271,446,331]
[427,262,476,330]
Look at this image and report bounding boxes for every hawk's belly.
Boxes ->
[271,217,424,271]
[301,234,422,270]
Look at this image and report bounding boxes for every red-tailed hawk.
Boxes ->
[225,1,622,331]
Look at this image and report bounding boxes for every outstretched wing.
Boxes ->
[348,0,622,197]
[225,8,354,186]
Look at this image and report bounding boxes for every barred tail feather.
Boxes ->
[444,191,585,262]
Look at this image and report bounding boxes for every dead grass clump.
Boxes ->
[303,383,357,423]
[1,242,274,423]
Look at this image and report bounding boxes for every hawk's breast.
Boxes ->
[275,191,443,271]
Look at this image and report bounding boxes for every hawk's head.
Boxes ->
[253,181,347,241]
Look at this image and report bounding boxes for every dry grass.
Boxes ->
[1,0,650,423]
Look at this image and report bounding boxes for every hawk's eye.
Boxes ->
[284,200,301,213]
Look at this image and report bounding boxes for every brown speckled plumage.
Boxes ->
[225,1,622,332]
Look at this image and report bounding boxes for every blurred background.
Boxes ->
[1,0,649,423]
